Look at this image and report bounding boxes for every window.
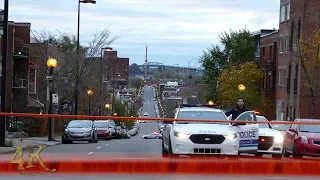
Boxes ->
[279,37,284,53]
[290,21,295,50]
[283,69,286,86]
[176,111,229,125]
[297,19,301,39]
[280,5,286,22]
[286,3,290,20]
[267,71,273,89]
[278,69,282,86]
[262,47,265,57]
[285,36,288,53]
[29,68,36,94]
[287,65,291,93]
[294,64,298,93]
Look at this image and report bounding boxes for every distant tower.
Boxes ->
[144,45,148,78]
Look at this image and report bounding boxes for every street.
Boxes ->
[0,86,317,179]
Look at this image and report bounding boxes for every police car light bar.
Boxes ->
[179,104,217,108]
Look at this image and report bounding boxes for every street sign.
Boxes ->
[52,94,59,104]
[45,76,53,80]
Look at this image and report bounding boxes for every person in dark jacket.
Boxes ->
[225,98,249,120]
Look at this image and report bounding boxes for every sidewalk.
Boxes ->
[0,136,62,154]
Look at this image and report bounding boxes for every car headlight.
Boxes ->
[225,133,237,140]
[174,131,189,138]
[301,136,308,144]
[64,129,69,133]
[274,133,284,143]
[86,130,92,133]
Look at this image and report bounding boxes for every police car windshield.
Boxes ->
[176,111,228,124]
[256,116,271,128]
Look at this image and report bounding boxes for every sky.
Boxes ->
[7,0,280,68]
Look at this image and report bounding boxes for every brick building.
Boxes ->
[0,21,43,113]
[277,0,320,120]
[259,30,279,120]
[103,47,129,82]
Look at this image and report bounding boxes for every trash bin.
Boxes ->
[16,121,24,131]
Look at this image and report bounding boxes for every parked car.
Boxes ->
[283,119,320,158]
[93,121,112,140]
[115,126,123,139]
[62,120,98,144]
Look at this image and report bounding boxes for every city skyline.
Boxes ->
[8,0,279,67]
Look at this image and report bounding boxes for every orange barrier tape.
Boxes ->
[0,157,319,176]
[0,112,319,125]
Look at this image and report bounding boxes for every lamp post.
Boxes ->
[74,0,96,115]
[111,73,122,115]
[87,89,93,115]
[47,58,58,141]
[105,103,110,115]
[0,0,9,147]
[99,47,109,116]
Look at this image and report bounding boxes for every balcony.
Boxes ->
[13,46,29,59]
[13,78,27,88]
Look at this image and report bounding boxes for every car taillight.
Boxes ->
[260,138,265,142]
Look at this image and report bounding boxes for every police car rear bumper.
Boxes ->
[171,136,239,155]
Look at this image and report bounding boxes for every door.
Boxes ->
[233,111,259,153]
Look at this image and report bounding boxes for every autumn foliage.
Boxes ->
[217,62,263,109]
[293,30,320,117]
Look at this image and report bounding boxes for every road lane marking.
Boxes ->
[88,152,93,154]
[96,147,102,149]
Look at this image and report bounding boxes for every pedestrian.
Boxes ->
[225,98,249,120]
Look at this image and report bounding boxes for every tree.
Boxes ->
[292,30,320,118]
[131,78,143,90]
[200,29,256,101]
[217,62,263,110]
[29,28,116,114]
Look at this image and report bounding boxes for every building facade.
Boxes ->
[277,0,320,120]
[0,21,43,113]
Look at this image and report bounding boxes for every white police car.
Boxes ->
[255,115,284,158]
[162,104,240,157]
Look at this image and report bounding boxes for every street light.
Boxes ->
[74,0,96,115]
[87,89,93,115]
[47,58,58,141]
[208,101,214,105]
[111,73,122,115]
[238,84,246,91]
[105,103,110,115]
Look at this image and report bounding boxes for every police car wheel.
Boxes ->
[162,141,169,157]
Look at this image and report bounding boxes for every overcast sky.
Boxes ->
[8,0,279,67]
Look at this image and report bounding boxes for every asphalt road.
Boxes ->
[1,86,317,179]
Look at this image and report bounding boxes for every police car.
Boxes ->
[162,104,240,157]
[255,115,284,158]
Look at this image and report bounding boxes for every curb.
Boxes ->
[0,141,61,155]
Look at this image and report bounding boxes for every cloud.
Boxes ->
[8,0,279,67]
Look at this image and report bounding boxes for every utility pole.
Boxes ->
[0,0,9,146]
